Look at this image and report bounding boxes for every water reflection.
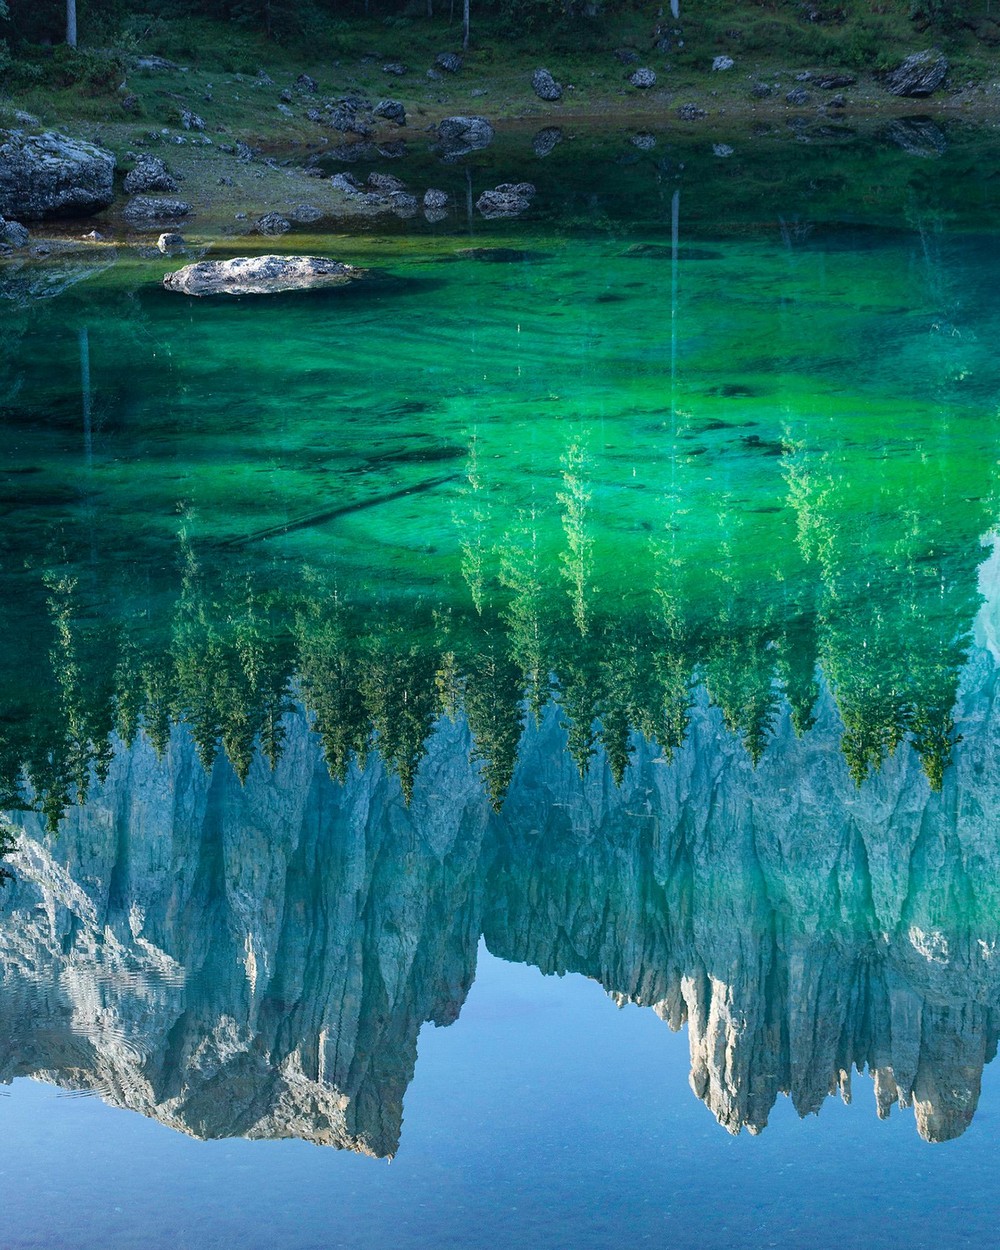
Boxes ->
[2,540,1000,1149]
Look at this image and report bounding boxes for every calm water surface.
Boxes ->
[2,126,1000,1247]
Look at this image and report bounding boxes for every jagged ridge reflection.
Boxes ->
[3,578,1000,1148]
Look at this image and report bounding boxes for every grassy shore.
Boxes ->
[2,6,999,241]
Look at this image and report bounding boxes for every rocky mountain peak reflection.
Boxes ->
[4,592,1000,1150]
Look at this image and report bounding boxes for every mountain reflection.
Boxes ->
[2,543,1000,1148]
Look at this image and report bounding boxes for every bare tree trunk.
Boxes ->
[427,0,433,16]
[66,0,78,47]
[80,327,92,468]
[670,0,679,17]
[462,0,469,49]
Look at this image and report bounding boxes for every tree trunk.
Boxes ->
[66,0,78,47]
[462,0,469,48]
[427,0,433,16]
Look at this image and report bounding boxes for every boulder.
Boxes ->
[290,204,323,223]
[435,52,463,73]
[382,62,408,76]
[373,99,406,125]
[437,116,495,157]
[123,195,191,228]
[296,73,319,93]
[0,216,29,248]
[156,232,185,253]
[786,87,811,105]
[678,103,707,120]
[0,130,116,221]
[476,182,536,219]
[712,56,734,71]
[423,188,448,209]
[368,171,406,192]
[179,109,205,131]
[532,126,563,157]
[331,172,362,193]
[629,68,657,88]
[885,49,948,96]
[814,73,856,88]
[255,212,291,235]
[751,82,773,98]
[631,133,656,150]
[532,68,562,102]
[163,255,367,297]
[389,191,419,218]
[123,155,178,195]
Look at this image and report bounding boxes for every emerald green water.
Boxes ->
[2,129,1000,1247]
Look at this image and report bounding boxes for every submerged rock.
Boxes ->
[163,255,368,297]
[156,231,185,253]
[0,130,116,221]
[532,68,562,101]
[423,188,449,210]
[885,49,948,96]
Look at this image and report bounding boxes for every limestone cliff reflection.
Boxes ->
[3,581,1000,1148]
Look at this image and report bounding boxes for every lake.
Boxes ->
[2,120,1000,1248]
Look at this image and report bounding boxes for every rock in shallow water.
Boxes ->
[0,130,116,221]
[162,255,368,296]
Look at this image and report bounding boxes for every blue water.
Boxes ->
[2,947,997,1250]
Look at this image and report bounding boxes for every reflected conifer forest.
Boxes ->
[4,129,1000,1244]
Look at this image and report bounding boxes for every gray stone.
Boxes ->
[712,55,734,71]
[0,216,29,248]
[255,212,291,236]
[531,68,562,102]
[786,88,811,105]
[751,82,773,98]
[629,68,657,88]
[390,191,419,218]
[290,204,323,223]
[179,109,205,131]
[123,195,191,228]
[885,49,948,96]
[435,52,463,73]
[631,133,656,150]
[382,62,408,76]
[423,188,448,210]
[0,130,116,221]
[678,103,707,120]
[476,182,536,219]
[367,171,406,192]
[163,254,368,296]
[713,143,734,157]
[437,116,495,157]
[373,99,406,125]
[123,155,178,195]
[156,232,185,253]
[296,73,319,93]
[133,55,180,71]
[815,73,855,88]
[330,172,362,193]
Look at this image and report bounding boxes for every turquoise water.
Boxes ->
[2,127,1000,1246]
